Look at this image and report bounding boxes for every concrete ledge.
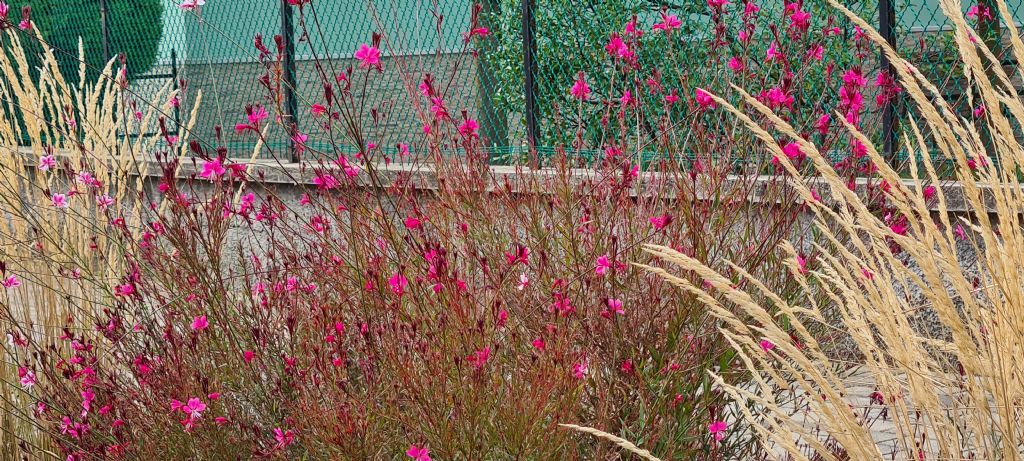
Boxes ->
[14,147,999,213]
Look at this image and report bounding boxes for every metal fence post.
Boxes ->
[521,0,539,169]
[878,0,897,166]
[280,0,300,163]
[171,49,182,131]
[99,0,111,63]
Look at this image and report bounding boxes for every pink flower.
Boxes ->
[531,337,546,351]
[707,0,730,8]
[624,18,642,37]
[458,118,479,138]
[759,339,775,353]
[973,104,986,118]
[17,6,29,31]
[782,142,803,161]
[404,216,422,230]
[766,41,784,61]
[248,105,269,125]
[842,69,867,88]
[744,1,760,16]
[806,44,824,61]
[815,114,831,135]
[2,275,20,289]
[595,255,612,276]
[38,154,56,171]
[51,193,69,209]
[463,26,490,42]
[183,398,206,419]
[243,350,256,362]
[292,132,308,153]
[191,315,209,332]
[620,90,633,107]
[467,346,491,369]
[788,8,810,31]
[274,428,295,450]
[954,224,967,240]
[708,420,728,441]
[727,57,745,73]
[763,86,794,109]
[389,273,409,295]
[605,33,629,58]
[505,244,530,265]
[406,445,431,461]
[200,158,225,179]
[178,0,205,10]
[796,254,808,274]
[695,89,716,109]
[570,73,591,101]
[923,185,937,200]
[572,359,589,379]
[17,367,34,388]
[966,4,992,19]
[652,13,681,32]
[114,283,134,297]
[311,103,327,116]
[96,195,114,209]
[517,273,530,290]
[649,214,671,230]
[355,43,382,69]
[607,298,624,315]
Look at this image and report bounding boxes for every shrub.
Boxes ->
[0,0,892,459]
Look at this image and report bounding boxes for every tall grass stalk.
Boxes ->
[644,0,1024,458]
[0,25,197,459]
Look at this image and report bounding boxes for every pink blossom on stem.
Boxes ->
[570,73,591,101]
[95,195,114,210]
[191,315,209,332]
[517,273,530,290]
[649,213,672,230]
[17,367,34,387]
[467,347,491,369]
[708,420,728,441]
[51,193,69,209]
[595,255,612,275]
[274,428,295,450]
[766,41,784,62]
[178,0,205,10]
[406,445,431,461]
[954,224,967,240]
[607,298,624,315]
[38,154,56,171]
[727,56,745,73]
[2,274,20,289]
[458,118,479,138]
[200,158,225,179]
[652,13,681,32]
[695,89,716,109]
[355,43,382,69]
[605,33,630,59]
[389,273,408,296]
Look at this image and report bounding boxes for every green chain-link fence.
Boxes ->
[10,0,1024,165]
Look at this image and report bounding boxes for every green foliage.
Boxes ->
[24,0,164,82]
[479,0,875,149]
